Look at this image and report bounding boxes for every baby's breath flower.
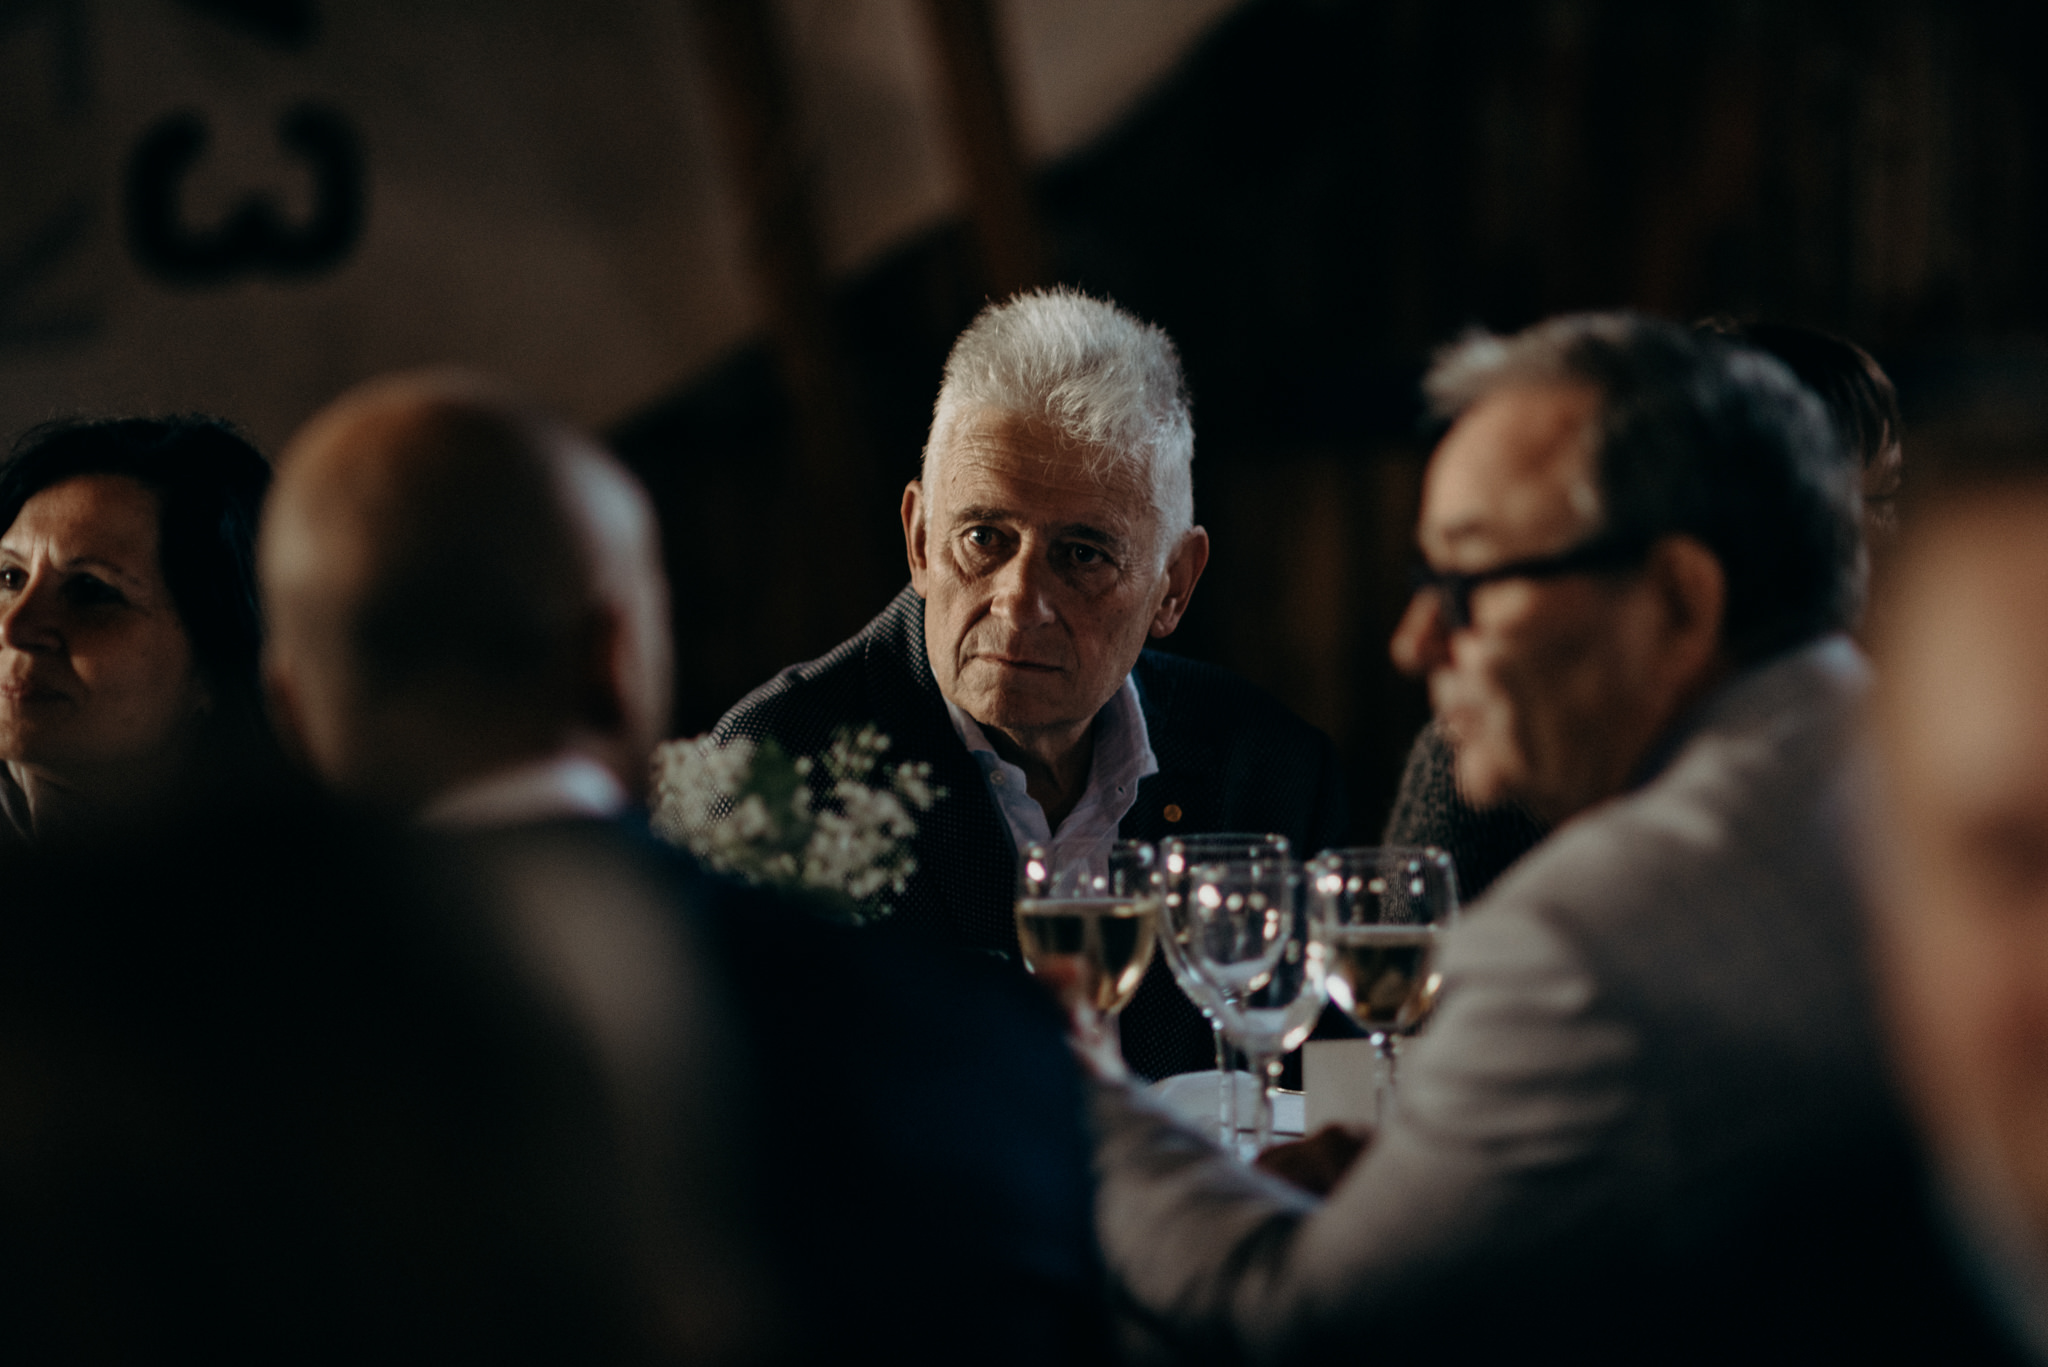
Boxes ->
[649,725,944,924]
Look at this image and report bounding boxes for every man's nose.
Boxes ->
[990,547,1057,626]
[0,575,61,655]
[1389,590,1449,678]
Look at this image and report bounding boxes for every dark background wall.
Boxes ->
[617,0,2048,835]
[6,0,2043,833]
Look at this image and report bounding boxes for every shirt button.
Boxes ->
[990,772,1005,785]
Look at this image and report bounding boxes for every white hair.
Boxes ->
[922,288,1196,554]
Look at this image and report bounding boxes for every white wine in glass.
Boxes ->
[1310,847,1459,1122]
[1015,896,1160,1015]
[1324,924,1443,1035]
[1016,841,1162,1019]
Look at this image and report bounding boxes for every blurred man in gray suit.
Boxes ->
[1089,315,1986,1362]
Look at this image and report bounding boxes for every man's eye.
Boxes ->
[964,527,999,549]
[0,567,23,592]
[1067,543,1108,567]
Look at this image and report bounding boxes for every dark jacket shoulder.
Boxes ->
[1126,647,1350,852]
[1133,647,1341,772]
[712,586,935,756]
[709,587,1010,947]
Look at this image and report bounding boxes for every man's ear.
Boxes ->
[901,480,929,597]
[1647,533,1727,688]
[578,606,632,732]
[1149,526,1211,638]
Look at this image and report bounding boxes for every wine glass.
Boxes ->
[1162,834,1291,1144]
[1183,854,1328,1154]
[1016,841,1163,1024]
[1309,847,1460,1123]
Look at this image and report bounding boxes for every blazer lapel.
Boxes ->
[861,588,1021,955]
[1124,653,1212,845]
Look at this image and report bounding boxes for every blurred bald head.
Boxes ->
[261,371,671,812]
[1869,476,2048,1244]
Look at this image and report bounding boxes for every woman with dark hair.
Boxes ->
[0,415,271,840]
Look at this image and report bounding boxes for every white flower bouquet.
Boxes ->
[650,724,942,925]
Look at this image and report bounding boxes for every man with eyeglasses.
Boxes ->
[1379,320,1909,909]
[1085,314,1979,1360]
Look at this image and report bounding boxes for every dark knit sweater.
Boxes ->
[1381,721,1549,904]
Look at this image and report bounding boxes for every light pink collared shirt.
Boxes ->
[944,673,1160,874]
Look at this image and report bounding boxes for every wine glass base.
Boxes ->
[1140,1071,1304,1158]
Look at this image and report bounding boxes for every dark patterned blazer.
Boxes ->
[712,584,1350,1080]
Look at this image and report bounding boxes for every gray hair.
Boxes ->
[1424,312,1863,664]
[923,288,1196,551]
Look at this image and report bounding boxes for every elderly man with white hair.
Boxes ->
[711,288,1348,1080]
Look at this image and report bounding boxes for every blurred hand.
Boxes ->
[1254,1123,1372,1196]
[1029,959,1129,1084]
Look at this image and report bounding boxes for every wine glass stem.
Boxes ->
[1250,1051,1279,1152]
[1212,1023,1232,1145]
[1371,1034,1397,1127]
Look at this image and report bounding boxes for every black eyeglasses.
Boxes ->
[1410,532,1654,633]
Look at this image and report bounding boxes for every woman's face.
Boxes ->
[0,475,208,776]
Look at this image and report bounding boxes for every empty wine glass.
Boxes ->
[1310,847,1459,1123]
[1016,841,1163,1022]
[1162,834,1291,1144]
[1184,854,1328,1153]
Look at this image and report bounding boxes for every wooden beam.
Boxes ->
[689,0,876,640]
[917,0,1045,298]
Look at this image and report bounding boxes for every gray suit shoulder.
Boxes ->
[1476,639,1872,1033]
[1094,638,1890,1358]
[1441,635,1887,1170]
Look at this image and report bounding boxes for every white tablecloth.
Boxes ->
[1141,1069,1304,1152]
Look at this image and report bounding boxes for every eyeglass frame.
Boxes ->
[1409,531,1656,634]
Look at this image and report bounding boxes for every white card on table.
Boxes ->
[1303,1039,1378,1131]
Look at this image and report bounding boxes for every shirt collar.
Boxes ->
[421,753,631,831]
[943,673,1160,845]
[944,675,1158,782]
[1090,674,1163,803]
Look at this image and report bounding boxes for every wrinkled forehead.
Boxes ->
[1,472,163,562]
[928,409,1158,536]
[1420,384,1603,559]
